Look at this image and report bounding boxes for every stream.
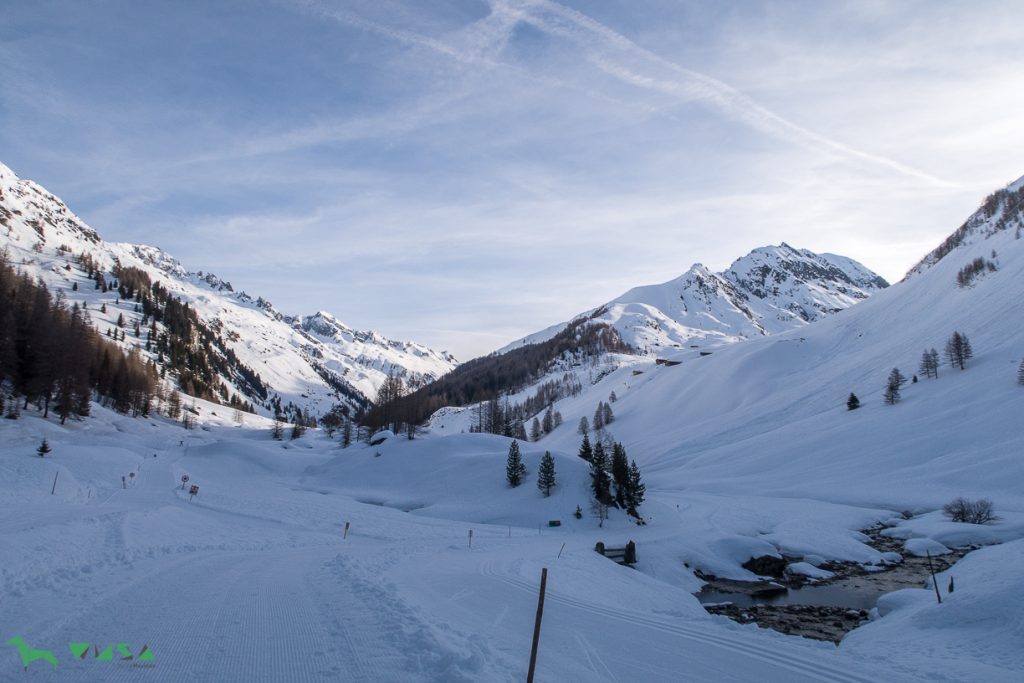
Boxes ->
[695,526,968,642]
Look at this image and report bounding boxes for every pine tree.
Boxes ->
[608,390,617,403]
[530,417,542,442]
[271,418,284,440]
[625,460,646,518]
[847,392,860,411]
[542,405,553,434]
[577,433,593,461]
[537,451,556,496]
[610,442,630,507]
[37,438,51,457]
[884,368,904,405]
[578,416,589,435]
[1018,359,1024,386]
[945,331,973,370]
[592,404,604,432]
[506,440,526,487]
[553,411,563,428]
[602,401,614,425]
[589,442,612,504]
[919,349,938,379]
[342,419,353,448]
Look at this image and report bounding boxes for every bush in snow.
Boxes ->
[942,497,996,524]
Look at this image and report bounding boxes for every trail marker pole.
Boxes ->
[468,529,473,548]
[557,543,565,559]
[51,471,59,495]
[343,522,350,540]
[925,551,942,604]
[122,476,126,489]
[526,567,548,683]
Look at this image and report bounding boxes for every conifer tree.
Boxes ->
[847,392,860,411]
[945,331,973,370]
[37,438,51,457]
[602,401,614,425]
[530,417,542,441]
[506,440,526,487]
[884,368,905,405]
[577,432,593,461]
[342,419,353,448]
[537,451,556,496]
[1018,358,1024,386]
[553,411,563,428]
[542,405,554,433]
[592,404,604,432]
[578,416,589,435]
[271,418,284,440]
[589,441,612,504]
[625,460,646,518]
[609,390,617,403]
[610,442,630,507]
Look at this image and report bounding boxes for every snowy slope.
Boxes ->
[502,243,887,356]
[4,175,1024,681]
[0,161,456,415]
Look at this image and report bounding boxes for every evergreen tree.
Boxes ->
[1018,358,1024,386]
[884,368,905,405]
[945,331,973,370]
[537,451,556,496]
[542,405,553,433]
[578,416,589,435]
[530,417,542,441]
[271,418,284,440]
[506,440,526,487]
[610,442,630,507]
[592,404,604,432]
[342,418,353,448]
[577,432,593,461]
[608,390,617,403]
[625,460,646,518]
[514,421,528,441]
[589,442,613,504]
[846,392,860,411]
[37,438,51,457]
[553,411,563,428]
[602,401,614,425]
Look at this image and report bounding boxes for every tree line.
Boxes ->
[0,253,158,421]
[363,319,631,432]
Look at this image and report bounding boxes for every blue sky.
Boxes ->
[2,0,1023,359]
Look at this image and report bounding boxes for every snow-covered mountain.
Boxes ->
[0,161,457,416]
[503,243,888,355]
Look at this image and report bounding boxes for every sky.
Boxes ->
[2,0,1023,360]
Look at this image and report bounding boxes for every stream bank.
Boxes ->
[696,525,969,643]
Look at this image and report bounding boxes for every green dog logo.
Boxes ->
[5,636,58,670]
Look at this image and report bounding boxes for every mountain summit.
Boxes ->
[0,161,457,417]
[506,243,887,355]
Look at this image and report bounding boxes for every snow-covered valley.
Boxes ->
[3,164,1024,681]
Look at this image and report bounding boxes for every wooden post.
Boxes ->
[925,551,942,604]
[468,529,473,548]
[51,471,59,495]
[526,567,548,683]
[343,522,350,540]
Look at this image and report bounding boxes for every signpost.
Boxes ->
[180,475,189,490]
[188,484,199,501]
[343,522,350,540]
